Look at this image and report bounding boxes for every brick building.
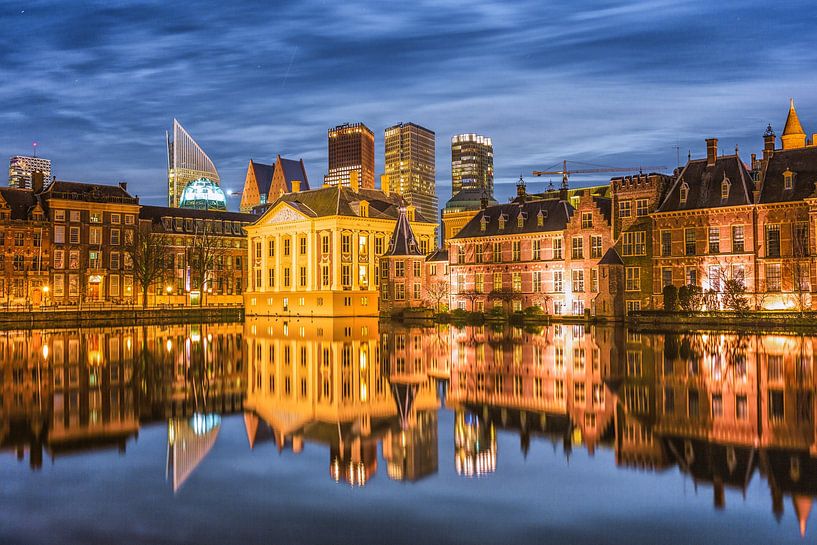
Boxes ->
[0,187,50,306]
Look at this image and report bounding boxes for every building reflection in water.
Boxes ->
[243,317,445,485]
[0,323,244,491]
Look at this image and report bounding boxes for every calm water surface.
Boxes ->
[0,319,814,544]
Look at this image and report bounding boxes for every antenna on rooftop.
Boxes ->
[32,141,38,158]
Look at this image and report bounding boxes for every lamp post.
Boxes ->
[166,285,173,306]
[42,285,49,308]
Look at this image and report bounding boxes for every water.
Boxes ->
[0,319,814,544]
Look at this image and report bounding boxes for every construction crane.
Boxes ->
[532,160,667,190]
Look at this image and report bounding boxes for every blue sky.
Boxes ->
[2,0,816,208]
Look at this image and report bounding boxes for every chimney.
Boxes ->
[751,153,757,169]
[763,124,776,160]
[380,174,390,196]
[706,138,718,167]
[291,180,301,193]
[350,170,359,192]
[118,181,128,192]
[31,171,44,193]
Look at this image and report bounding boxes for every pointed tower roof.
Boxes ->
[384,207,423,256]
[783,99,806,137]
[793,494,813,538]
[598,247,624,266]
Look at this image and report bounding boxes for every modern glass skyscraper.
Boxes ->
[9,155,51,189]
[324,123,375,189]
[451,134,493,197]
[384,122,437,222]
[166,119,220,208]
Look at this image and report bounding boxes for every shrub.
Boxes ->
[678,284,703,311]
[662,285,678,312]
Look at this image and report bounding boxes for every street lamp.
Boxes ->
[42,285,49,307]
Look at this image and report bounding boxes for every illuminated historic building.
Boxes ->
[8,155,51,189]
[178,177,228,211]
[239,156,309,214]
[441,188,497,243]
[42,181,140,305]
[448,184,616,315]
[139,206,254,306]
[0,186,50,306]
[451,134,493,197]
[245,181,436,317]
[324,123,375,189]
[384,122,437,224]
[166,119,220,208]
[379,207,427,316]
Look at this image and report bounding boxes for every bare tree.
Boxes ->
[457,289,482,312]
[187,221,227,306]
[488,288,516,313]
[126,225,171,308]
[424,278,450,313]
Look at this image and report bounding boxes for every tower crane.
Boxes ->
[532,160,667,190]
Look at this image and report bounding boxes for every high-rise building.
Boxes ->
[166,119,220,208]
[451,134,493,196]
[324,123,375,189]
[384,122,437,223]
[9,155,51,189]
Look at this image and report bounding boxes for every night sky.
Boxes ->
[2,0,816,208]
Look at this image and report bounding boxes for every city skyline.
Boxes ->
[2,1,816,208]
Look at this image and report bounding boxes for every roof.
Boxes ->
[598,247,624,265]
[140,205,256,223]
[783,99,806,137]
[426,248,449,262]
[277,156,310,192]
[452,198,573,239]
[758,145,817,203]
[250,160,275,195]
[657,155,753,212]
[444,188,498,212]
[43,180,139,205]
[270,185,433,223]
[384,207,423,257]
[0,188,42,220]
[592,196,612,223]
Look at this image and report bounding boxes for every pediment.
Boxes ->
[259,202,310,226]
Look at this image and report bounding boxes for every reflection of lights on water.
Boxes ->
[189,413,221,435]
[42,344,49,359]
[126,338,132,351]
[166,339,173,353]
[191,333,201,343]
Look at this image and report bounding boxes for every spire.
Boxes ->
[782,99,807,150]
[793,495,812,538]
[384,207,423,256]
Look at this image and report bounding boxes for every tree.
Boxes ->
[187,222,228,306]
[662,285,678,311]
[678,284,703,311]
[457,289,482,312]
[488,288,516,314]
[424,278,449,313]
[721,278,749,312]
[126,225,171,308]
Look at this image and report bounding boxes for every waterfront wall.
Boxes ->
[0,305,244,329]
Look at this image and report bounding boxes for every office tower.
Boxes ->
[166,118,220,208]
[9,155,52,189]
[451,134,493,196]
[384,122,437,222]
[324,123,375,189]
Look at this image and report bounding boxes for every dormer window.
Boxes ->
[359,200,369,218]
[480,216,488,232]
[721,176,731,200]
[537,210,544,227]
[498,214,506,230]
[517,212,527,228]
[679,182,689,205]
[784,169,795,190]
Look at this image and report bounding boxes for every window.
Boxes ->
[89,251,101,269]
[687,268,698,286]
[90,212,102,223]
[784,169,794,190]
[708,265,720,291]
[769,390,784,422]
[625,267,640,291]
[512,272,522,292]
[766,263,781,292]
[590,268,599,292]
[732,225,744,253]
[299,266,307,287]
[532,240,541,260]
[254,241,262,259]
[282,267,291,287]
[269,239,276,257]
[321,265,329,287]
[110,252,120,270]
[766,224,781,257]
[736,395,748,420]
[413,261,421,277]
[111,213,121,224]
[283,238,291,256]
[124,214,134,225]
[109,275,120,297]
[269,268,275,287]
[533,271,542,292]
[341,265,351,288]
[685,228,696,256]
[89,227,102,245]
[636,199,648,217]
[662,268,673,287]
[395,283,405,300]
[54,210,65,222]
[708,227,719,254]
[475,273,484,293]
[341,233,351,254]
[110,228,120,246]
[552,238,563,260]
[493,271,502,290]
[712,394,723,417]
[13,232,24,247]
[572,269,584,292]
[794,222,809,257]
[69,210,80,222]
[679,182,689,205]
[553,270,563,292]
[619,200,632,218]
[721,177,731,200]
[69,227,80,244]
[571,237,583,259]
[413,283,421,299]
[395,261,405,278]
[581,212,592,229]
[54,250,64,269]
[622,232,646,256]
[68,251,79,270]
[661,230,672,256]
[375,236,384,255]
[590,235,602,258]
[33,231,41,248]
[493,242,502,262]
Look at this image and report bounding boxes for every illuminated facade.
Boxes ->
[239,156,309,213]
[451,134,493,197]
[245,183,436,317]
[166,119,220,209]
[324,123,375,189]
[384,122,437,224]
[178,177,228,211]
[0,188,50,306]
[8,155,51,189]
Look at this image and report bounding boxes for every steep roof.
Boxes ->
[426,248,449,262]
[452,198,573,239]
[271,185,432,223]
[250,160,275,195]
[43,180,139,205]
[598,247,624,266]
[0,188,42,220]
[277,156,310,192]
[783,99,806,138]
[657,155,753,212]
[592,196,612,223]
[758,145,817,203]
[140,205,256,223]
[383,207,423,256]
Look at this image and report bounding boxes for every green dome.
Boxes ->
[179,177,227,211]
